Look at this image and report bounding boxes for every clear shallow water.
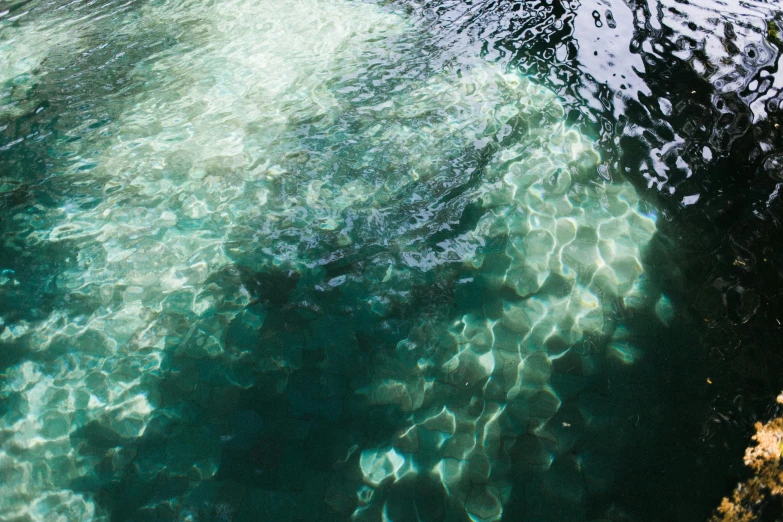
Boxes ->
[0,0,782,521]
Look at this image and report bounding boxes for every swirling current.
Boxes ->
[0,0,782,520]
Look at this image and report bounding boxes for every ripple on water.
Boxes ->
[0,0,658,520]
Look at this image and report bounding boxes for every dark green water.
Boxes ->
[1,0,782,520]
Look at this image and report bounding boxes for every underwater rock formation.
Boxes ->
[0,0,657,520]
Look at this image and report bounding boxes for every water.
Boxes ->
[0,0,781,520]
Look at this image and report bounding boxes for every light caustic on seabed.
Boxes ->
[0,0,662,520]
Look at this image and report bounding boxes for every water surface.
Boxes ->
[1,0,782,520]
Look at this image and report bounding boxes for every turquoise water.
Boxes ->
[1,0,781,520]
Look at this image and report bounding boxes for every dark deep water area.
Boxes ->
[1,0,783,520]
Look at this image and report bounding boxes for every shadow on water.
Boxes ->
[61,259,733,521]
[64,262,469,521]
